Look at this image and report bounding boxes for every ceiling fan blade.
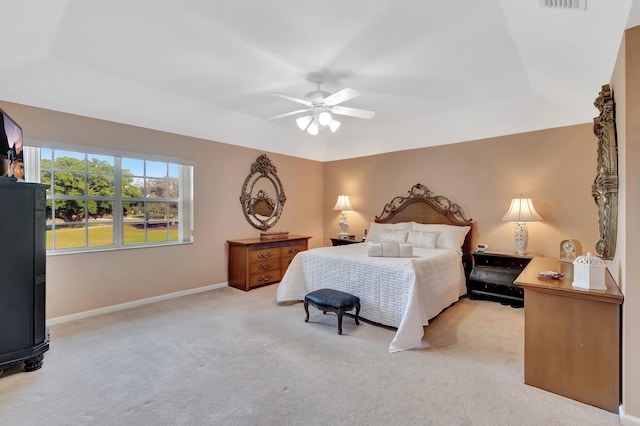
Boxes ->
[330,105,376,119]
[268,109,310,120]
[272,93,312,107]
[323,88,360,106]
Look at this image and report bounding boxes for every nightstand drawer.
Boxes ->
[474,254,531,270]
[470,266,523,286]
[331,238,359,246]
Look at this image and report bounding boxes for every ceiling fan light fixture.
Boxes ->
[307,120,319,135]
[296,115,312,130]
[272,75,374,135]
[318,111,332,126]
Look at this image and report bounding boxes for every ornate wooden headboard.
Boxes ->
[375,183,474,273]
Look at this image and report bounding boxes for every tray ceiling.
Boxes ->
[0,0,637,161]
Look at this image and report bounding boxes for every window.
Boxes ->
[35,147,193,252]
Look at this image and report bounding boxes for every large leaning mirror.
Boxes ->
[592,84,618,260]
[240,154,286,230]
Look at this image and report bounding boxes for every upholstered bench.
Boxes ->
[304,288,360,335]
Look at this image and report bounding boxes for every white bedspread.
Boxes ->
[276,243,466,352]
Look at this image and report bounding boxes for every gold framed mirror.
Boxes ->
[240,154,286,230]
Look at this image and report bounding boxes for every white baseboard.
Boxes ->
[621,406,640,426]
[46,282,228,326]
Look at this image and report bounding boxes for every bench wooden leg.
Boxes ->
[304,301,310,322]
[354,302,360,325]
[337,308,345,335]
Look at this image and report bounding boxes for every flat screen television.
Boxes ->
[0,107,23,178]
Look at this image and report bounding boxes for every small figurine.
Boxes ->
[6,143,16,177]
[13,149,24,180]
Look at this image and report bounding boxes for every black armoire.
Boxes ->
[0,180,49,374]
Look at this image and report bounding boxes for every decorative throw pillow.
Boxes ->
[379,229,409,242]
[407,230,439,249]
[366,222,412,242]
[411,223,471,254]
[367,241,413,257]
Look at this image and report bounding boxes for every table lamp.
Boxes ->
[332,195,353,239]
[502,196,542,255]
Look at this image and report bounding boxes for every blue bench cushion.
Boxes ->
[305,288,360,309]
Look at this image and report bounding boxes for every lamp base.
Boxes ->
[514,222,529,255]
[337,211,349,239]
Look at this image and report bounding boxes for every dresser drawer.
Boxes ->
[280,257,295,273]
[249,270,282,288]
[249,260,279,275]
[280,243,306,275]
[249,247,280,263]
[280,243,306,259]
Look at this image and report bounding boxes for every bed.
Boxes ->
[276,183,473,352]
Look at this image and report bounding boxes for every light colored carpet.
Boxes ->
[0,284,620,426]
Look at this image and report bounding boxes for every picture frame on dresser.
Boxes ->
[1,108,24,180]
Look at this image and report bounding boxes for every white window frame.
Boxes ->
[23,143,194,254]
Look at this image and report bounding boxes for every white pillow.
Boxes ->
[367,241,413,257]
[411,223,470,254]
[407,230,439,249]
[379,229,409,242]
[366,222,412,242]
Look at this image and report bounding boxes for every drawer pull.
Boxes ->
[258,274,272,282]
[288,248,301,255]
[258,263,273,271]
[258,251,274,259]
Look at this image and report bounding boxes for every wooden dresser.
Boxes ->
[514,256,623,412]
[227,235,311,291]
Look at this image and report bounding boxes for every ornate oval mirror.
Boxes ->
[240,154,286,230]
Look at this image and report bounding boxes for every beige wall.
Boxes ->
[0,101,324,318]
[611,25,640,423]
[324,125,599,258]
[624,25,640,425]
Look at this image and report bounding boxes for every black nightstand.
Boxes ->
[330,238,360,246]
[467,251,533,307]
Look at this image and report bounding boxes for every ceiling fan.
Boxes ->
[269,73,375,135]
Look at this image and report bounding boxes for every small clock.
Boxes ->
[560,239,581,260]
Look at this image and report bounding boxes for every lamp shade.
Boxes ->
[296,115,312,130]
[307,119,319,135]
[502,197,542,222]
[318,111,332,126]
[332,195,352,211]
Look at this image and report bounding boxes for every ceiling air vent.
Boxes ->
[539,0,587,11]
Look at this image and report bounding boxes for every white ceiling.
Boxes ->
[1,0,637,161]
